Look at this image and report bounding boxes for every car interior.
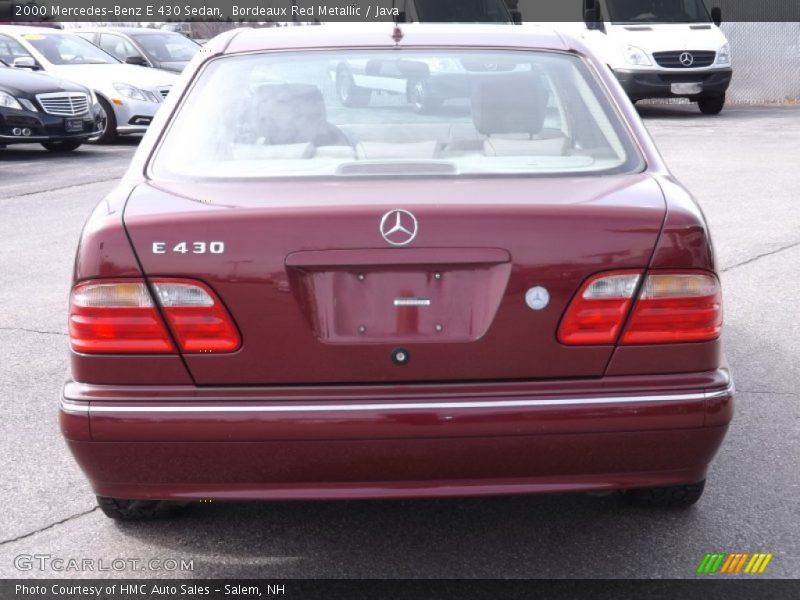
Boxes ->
[154,53,631,179]
[229,75,573,162]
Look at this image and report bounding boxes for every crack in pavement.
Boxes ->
[0,507,98,546]
[0,327,67,337]
[722,239,800,273]
[0,177,120,202]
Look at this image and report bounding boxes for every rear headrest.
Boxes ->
[471,75,549,136]
[256,83,328,145]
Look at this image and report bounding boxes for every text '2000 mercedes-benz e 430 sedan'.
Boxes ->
[61,24,733,520]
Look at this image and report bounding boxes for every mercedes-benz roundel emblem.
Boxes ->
[679,52,695,67]
[380,209,418,246]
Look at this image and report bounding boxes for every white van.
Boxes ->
[568,0,732,114]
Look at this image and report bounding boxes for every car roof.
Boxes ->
[222,23,578,55]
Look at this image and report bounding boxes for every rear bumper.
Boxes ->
[614,68,732,100]
[61,370,734,501]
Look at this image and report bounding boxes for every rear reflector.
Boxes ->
[70,279,241,355]
[70,281,174,354]
[558,272,641,345]
[622,273,722,344]
[558,270,722,346]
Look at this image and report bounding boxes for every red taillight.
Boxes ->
[151,279,241,353]
[557,271,641,345]
[69,279,241,355]
[622,273,722,344]
[70,280,175,354]
[558,270,722,346]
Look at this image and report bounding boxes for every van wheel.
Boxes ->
[90,97,118,144]
[336,66,371,108]
[96,496,188,521]
[698,94,725,115]
[408,79,443,114]
[621,480,705,508]
[41,140,82,152]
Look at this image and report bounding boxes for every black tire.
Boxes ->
[698,94,725,115]
[91,96,118,144]
[336,66,371,108]
[408,78,443,114]
[621,480,706,509]
[96,496,188,521]
[41,140,82,152]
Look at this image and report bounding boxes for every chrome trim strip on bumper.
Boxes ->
[62,384,734,415]
[61,399,91,415]
[0,133,94,141]
[706,383,736,400]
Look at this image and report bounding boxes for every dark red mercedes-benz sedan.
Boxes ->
[60,24,733,520]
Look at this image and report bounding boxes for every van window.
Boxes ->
[607,0,711,23]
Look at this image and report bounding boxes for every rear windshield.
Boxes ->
[151,49,642,181]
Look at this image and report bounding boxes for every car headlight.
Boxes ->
[716,44,731,66]
[113,82,148,102]
[624,45,652,67]
[0,91,24,111]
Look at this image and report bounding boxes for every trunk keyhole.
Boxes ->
[392,348,410,366]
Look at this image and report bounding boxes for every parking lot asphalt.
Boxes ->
[0,105,798,579]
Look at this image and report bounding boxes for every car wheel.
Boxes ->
[90,96,118,144]
[621,480,705,508]
[698,94,725,115]
[336,66,371,108]
[41,140,82,152]
[408,79,442,114]
[96,496,188,521]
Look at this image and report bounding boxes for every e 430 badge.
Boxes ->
[152,241,225,255]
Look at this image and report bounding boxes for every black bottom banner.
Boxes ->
[1,579,798,600]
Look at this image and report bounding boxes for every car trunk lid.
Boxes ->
[123,175,665,385]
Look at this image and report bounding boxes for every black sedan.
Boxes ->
[0,59,101,152]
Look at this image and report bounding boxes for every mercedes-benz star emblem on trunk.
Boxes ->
[680,52,695,67]
[380,209,418,246]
